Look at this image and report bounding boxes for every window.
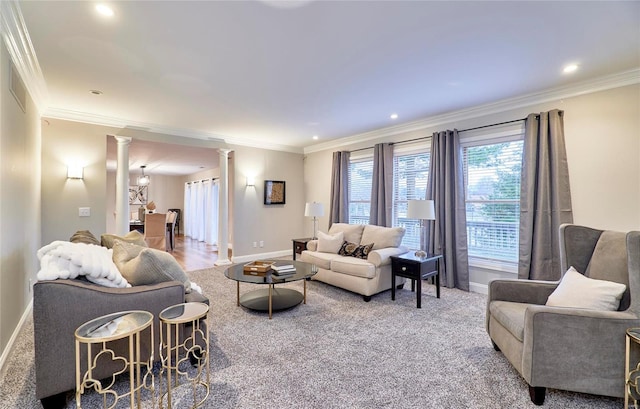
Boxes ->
[463,138,523,263]
[348,155,373,225]
[392,145,430,249]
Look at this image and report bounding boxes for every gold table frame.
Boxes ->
[75,310,155,409]
[159,302,210,408]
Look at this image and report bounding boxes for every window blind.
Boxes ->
[463,140,524,262]
[392,146,430,249]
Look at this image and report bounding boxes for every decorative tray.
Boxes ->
[243,260,274,274]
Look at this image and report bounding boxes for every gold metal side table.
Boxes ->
[159,302,210,408]
[626,328,640,408]
[75,310,155,409]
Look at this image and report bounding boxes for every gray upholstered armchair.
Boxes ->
[486,224,640,405]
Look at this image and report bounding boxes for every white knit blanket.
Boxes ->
[37,241,131,288]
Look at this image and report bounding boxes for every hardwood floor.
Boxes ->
[170,234,229,271]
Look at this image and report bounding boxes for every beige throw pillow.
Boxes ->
[69,230,100,246]
[546,266,626,311]
[360,225,405,250]
[101,230,148,249]
[317,231,344,253]
[328,223,365,245]
[112,241,191,293]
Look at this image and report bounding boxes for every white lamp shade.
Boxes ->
[304,202,324,217]
[407,200,435,220]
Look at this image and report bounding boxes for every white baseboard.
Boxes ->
[0,300,33,376]
[469,281,488,295]
[232,250,291,264]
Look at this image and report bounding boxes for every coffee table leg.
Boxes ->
[269,285,273,319]
[303,279,307,304]
[236,282,240,306]
[416,277,422,309]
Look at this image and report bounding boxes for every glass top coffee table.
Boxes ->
[224,260,317,319]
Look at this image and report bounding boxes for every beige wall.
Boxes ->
[303,84,640,291]
[231,145,305,258]
[41,120,116,244]
[0,44,41,361]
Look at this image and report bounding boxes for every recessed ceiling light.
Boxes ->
[89,89,103,95]
[95,4,114,17]
[390,113,398,120]
[312,135,319,140]
[563,64,579,74]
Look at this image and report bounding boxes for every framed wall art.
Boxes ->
[129,185,148,205]
[264,180,285,205]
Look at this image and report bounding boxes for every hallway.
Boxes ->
[170,235,226,271]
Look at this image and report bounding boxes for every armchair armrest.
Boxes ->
[488,278,559,305]
[368,247,409,267]
[522,305,640,390]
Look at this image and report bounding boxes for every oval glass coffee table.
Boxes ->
[224,260,317,319]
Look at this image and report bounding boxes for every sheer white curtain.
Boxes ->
[184,179,219,245]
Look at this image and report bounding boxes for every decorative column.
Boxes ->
[215,149,232,266]
[114,136,132,235]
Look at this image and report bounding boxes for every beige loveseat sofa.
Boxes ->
[300,223,408,301]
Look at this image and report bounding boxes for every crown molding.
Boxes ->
[303,68,640,154]
[0,1,48,111]
[44,107,304,154]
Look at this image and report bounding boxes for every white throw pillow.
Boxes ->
[317,231,344,254]
[546,266,627,311]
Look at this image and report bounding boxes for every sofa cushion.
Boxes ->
[300,250,342,270]
[361,225,405,250]
[546,266,626,311]
[112,241,191,293]
[101,230,148,249]
[317,231,344,253]
[330,256,377,279]
[69,230,100,246]
[328,223,365,245]
[489,300,530,342]
[338,241,374,259]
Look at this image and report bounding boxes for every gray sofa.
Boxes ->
[486,224,640,405]
[300,223,408,301]
[34,279,208,409]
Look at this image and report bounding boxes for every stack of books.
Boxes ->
[272,264,296,275]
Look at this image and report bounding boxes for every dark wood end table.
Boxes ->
[390,252,442,308]
[292,237,313,260]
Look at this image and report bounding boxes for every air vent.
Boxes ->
[9,61,26,113]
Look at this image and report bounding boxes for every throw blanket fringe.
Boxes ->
[37,241,131,288]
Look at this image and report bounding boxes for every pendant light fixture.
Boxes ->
[137,165,150,186]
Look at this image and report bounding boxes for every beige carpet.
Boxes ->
[0,264,624,408]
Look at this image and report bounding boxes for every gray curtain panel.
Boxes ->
[427,130,470,291]
[518,109,573,280]
[369,143,394,227]
[329,151,350,227]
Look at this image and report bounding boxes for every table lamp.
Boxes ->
[304,202,324,239]
[407,199,435,258]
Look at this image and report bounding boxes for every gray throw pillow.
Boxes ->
[101,230,148,249]
[112,241,191,293]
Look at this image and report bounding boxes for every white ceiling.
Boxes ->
[17,1,640,172]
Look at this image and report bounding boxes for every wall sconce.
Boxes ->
[67,165,84,179]
[246,176,256,187]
